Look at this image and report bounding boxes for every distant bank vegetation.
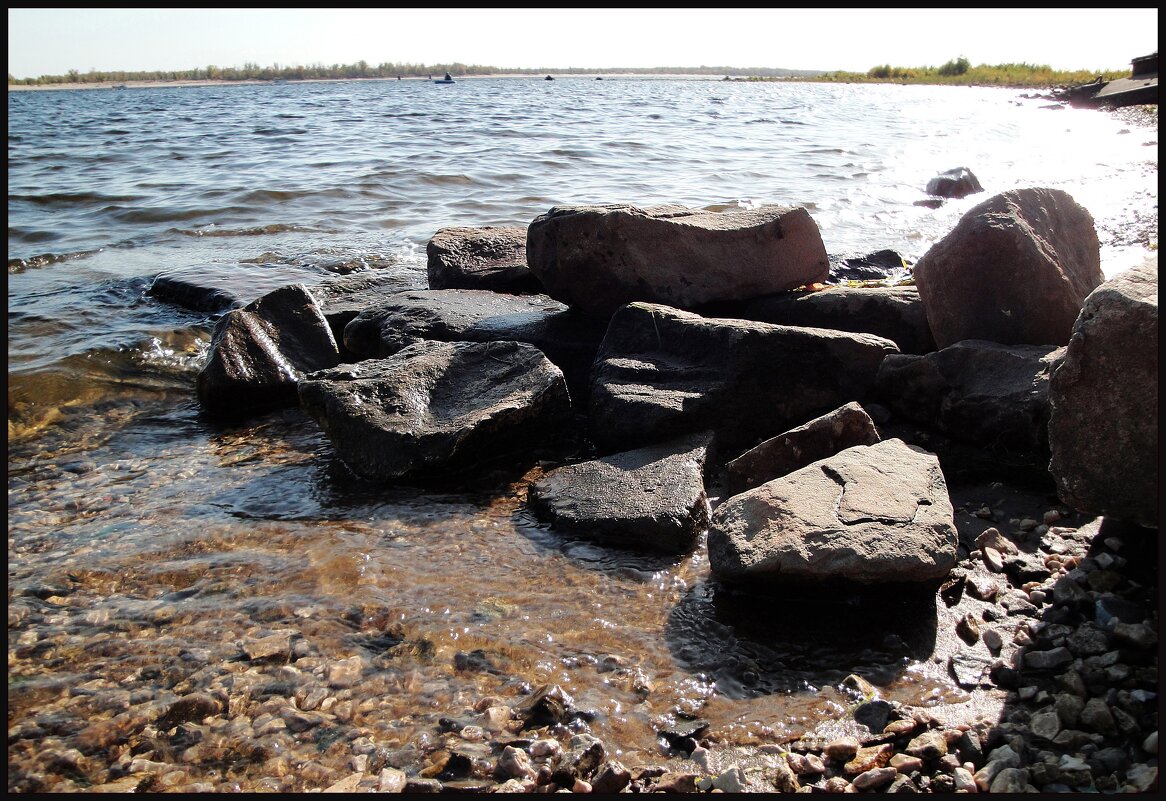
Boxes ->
[7,57,1127,88]
[770,56,1128,88]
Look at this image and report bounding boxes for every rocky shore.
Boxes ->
[8,475,1158,793]
[8,166,1158,789]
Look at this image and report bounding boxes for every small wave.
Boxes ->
[10,191,145,207]
[419,174,475,186]
[8,248,101,274]
[253,127,309,136]
[167,223,316,238]
[108,206,225,224]
[234,188,317,204]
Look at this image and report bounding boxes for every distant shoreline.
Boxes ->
[6,73,729,92]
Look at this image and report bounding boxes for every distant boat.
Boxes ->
[433,78,455,84]
[111,83,127,90]
[545,75,555,81]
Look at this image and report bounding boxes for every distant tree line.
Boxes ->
[7,57,1129,88]
[7,61,823,86]
[743,57,1128,88]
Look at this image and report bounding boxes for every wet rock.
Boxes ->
[590,760,631,794]
[155,693,223,730]
[426,226,542,294]
[299,340,572,482]
[852,765,898,790]
[197,284,341,418]
[527,433,712,554]
[517,685,577,728]
[312,269,427,350]
[925,167,983,199]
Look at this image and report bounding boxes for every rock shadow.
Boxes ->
[664,578,939,699]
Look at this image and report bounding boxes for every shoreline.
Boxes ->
[6,73,728,92]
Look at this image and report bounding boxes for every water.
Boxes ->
[7,78,1157,783]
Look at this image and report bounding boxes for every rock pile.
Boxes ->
[172,190,1157,792]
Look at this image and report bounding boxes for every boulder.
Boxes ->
[875,339,1065,452]
[149,262,328,314]
[426,226,543,294]
[298,340,572,482]
[527,433,712,554]
[341,289,607,403]
[526,204,829,316]
[743,285,936,354]
[1048,256,1158,528]
[312,269,427,349]
[589,303,898,456]
[724,402,881,495]
[925,167,983,199]
[914,188,1104,348]
[708,438,957,585]
[196,283,341,418]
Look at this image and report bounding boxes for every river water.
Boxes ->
[7,77,1158,788]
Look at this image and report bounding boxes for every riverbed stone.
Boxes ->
[526,203,829,316]
[426,226,542,294]
[298,340,572,481]
[527,433,712,554]
[196,283,341,418]
[914,187,1104,348]
[589,302,897,456]
[1047,255,1158,529]
[708,438,957,585]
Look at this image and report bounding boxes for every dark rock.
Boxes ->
[590,302,897,456]
[875,339,1064,453]
[342,288,606,405]
[196,283,341,418]
[724,401,881,495]
[925,167,983,199]
[1048,255,1158,528]
[743,284,935,354]
[527,203,829,316]
[826,249,911,283]
[149,262,328,314]
[517,684,577,728]
[298,340,572,482]
[527,433,712,554]
[426,226,542,294]
[311,269,426,351]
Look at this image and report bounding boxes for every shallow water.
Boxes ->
[6,78,1157,785]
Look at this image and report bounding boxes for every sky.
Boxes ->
[7,7,1160,80]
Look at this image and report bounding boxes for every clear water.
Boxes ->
[7,77,1157,767]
